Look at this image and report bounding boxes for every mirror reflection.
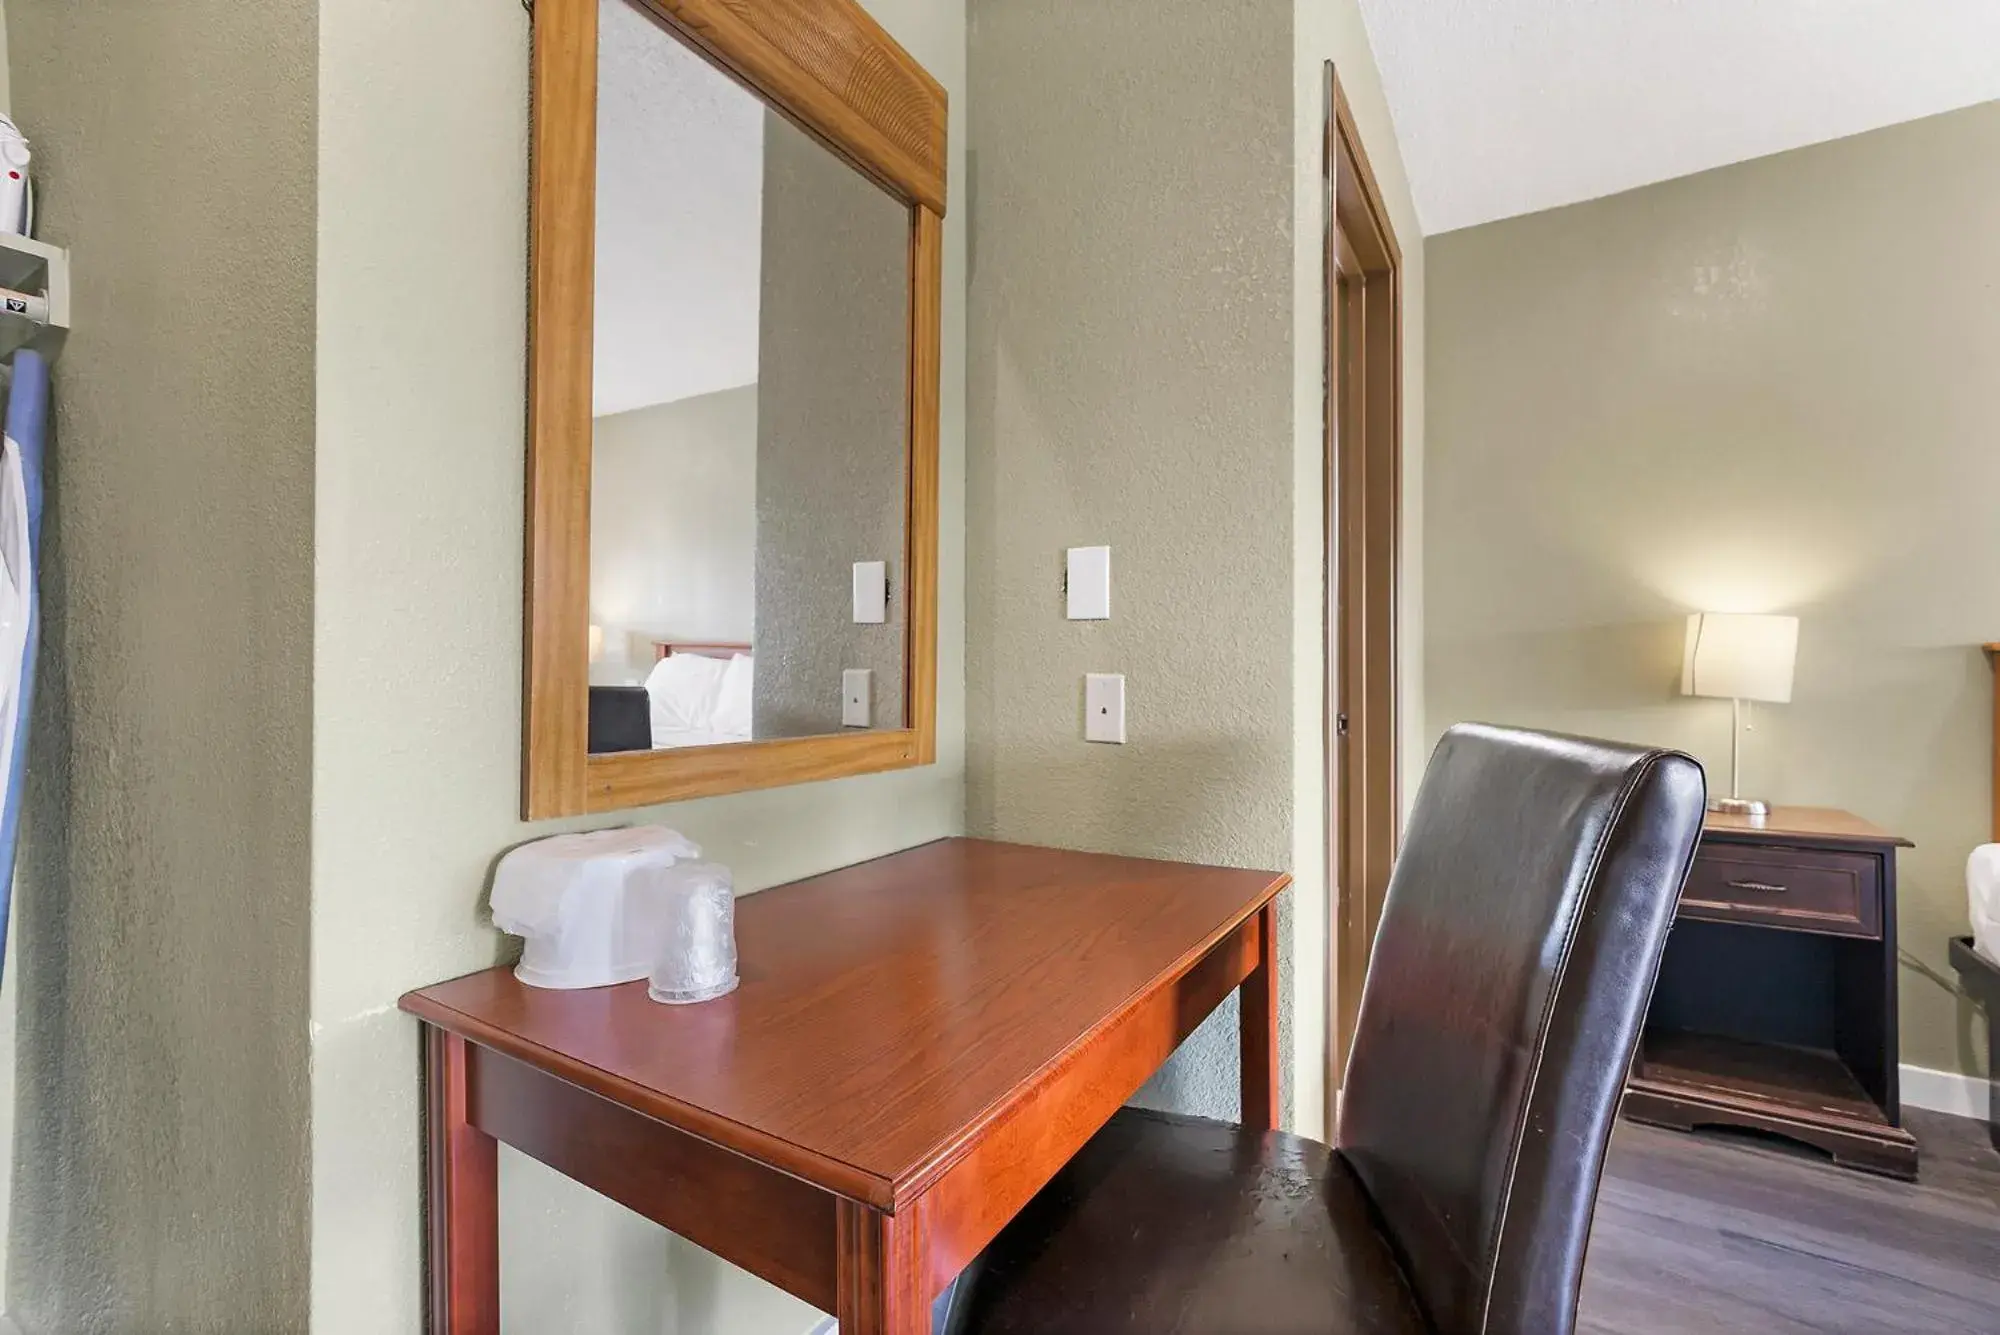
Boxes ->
[588,0,911,754]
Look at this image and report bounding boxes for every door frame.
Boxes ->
[1323,63,1402,1137]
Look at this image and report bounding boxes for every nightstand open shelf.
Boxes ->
[1633,1028,1889,1129]
[1622,807,1917,1179]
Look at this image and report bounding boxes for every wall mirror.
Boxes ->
[525,0,946,817]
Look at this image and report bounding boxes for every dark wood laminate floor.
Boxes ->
[1581,1110,2000,1334]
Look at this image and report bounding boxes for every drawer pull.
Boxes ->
[1726,879,1788,895]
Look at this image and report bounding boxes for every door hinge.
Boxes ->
[1336,713,1350,737]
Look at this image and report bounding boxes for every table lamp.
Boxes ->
[1681,612,1798,816]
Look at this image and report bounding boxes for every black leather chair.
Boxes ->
[947,723,1706,1335]
[587,685,653,754]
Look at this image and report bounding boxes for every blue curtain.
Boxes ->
[0,348,49,985]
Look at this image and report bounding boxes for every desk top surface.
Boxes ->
[1702,805,1909,847]
[402,837,1287,1209]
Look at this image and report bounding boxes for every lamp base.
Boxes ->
[1706,795,1771,818]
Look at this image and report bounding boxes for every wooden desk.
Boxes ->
[400,838,1288,1334]
[1625,807,1918,1178]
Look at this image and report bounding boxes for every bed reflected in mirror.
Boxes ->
[586,0,910,754]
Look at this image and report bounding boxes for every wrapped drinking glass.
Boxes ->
[646,860,739,1004]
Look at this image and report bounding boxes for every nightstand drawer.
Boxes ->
[1679,843,1882,939]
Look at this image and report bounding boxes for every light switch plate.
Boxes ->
[1084,673,1125,743]
[1066,546,1110,620]
[842,669,872,728]
[852,561,887,624]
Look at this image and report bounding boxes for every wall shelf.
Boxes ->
[0,233,68,364]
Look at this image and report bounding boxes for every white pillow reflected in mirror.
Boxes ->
[711,655,754,738]
[645,653,728,732]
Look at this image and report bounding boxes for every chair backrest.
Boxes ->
[1336,723,1704,1335]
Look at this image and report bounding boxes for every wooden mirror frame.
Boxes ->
[523,0,947,819]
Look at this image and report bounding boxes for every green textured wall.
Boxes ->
[6,0,317,1327]
[963,0,1425,1136]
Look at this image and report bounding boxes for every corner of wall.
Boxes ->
[1288,0,1425,1134]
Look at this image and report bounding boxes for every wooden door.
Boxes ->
[1324,64,1403,1136]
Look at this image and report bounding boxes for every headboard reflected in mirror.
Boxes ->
[525,0,945,818]
[653,641,751,663]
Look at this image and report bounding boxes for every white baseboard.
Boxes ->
[1901,1062,1992,1120]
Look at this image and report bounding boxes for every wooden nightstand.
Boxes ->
[1624,806,1919,1179]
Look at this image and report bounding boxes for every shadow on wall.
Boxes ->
[969,731,1285,881]
[1427,618,1702,740]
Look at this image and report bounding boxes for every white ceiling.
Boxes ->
[1358,0,2000,236]
[593,0,765,417]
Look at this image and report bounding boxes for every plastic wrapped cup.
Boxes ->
[646,860,739,1004]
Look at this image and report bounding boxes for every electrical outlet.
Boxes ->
[843,668,872,728]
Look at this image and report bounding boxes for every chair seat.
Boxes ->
[951,1107,1429,1335]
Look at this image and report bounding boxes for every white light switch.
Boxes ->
[1066,546,1110,620]
[852,561,887,624]
[1084,673,1126,743]
[843,669,873,728]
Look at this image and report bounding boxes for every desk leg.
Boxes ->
[427,1027,500,1334]
[1239,900,1280,1132]
[837,1199,927,1335]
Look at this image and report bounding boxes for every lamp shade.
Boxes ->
[1681,613,1798,704]
[588,623,605,663]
